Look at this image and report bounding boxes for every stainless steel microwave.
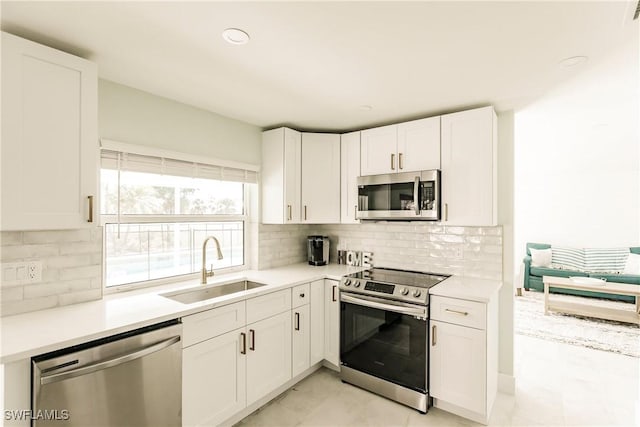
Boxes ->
[356,170,440,221]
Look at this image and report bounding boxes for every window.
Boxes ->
[100,144,257,288]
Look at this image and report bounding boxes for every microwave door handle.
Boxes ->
[414,176,420,215]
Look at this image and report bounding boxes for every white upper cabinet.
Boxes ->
[397,116,441,172]
[340,131,361,224]
[1,32,98,230]
[300,133,341,224]
[441,106,498,226]
[361,117,440,176]
[360,124,397,175]
[261,127,302,224]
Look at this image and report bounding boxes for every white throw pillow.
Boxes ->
[623,253,640,275]
[530,248,552,268]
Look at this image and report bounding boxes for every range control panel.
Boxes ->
[339,277,429,305]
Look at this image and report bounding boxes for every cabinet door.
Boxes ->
[430,320,486,415]
[300,133,341,223]
[246,311,292,405]
[309,279,325,365]
[397,116,441,172]
[183,328,246,427]
[1,32,98,230]
[284,128,302,223]
[360,124,397,175]
[261,127,301,224]
[292,304,310,377]
[441,106,497,226]
[324,279,340,367]
[341,131,361,224]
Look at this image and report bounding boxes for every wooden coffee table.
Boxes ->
[542,276,640,325]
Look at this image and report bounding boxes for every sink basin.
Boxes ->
[162,280,267,304]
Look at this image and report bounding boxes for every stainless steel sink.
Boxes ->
[162,280,267,304]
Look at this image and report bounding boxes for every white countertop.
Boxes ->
[0,263,365,364]
[0,263,502,364]
[429,275,502,302]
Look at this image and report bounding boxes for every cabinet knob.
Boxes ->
[299,293,305,298]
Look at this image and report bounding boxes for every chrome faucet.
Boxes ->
[201,236,224,284]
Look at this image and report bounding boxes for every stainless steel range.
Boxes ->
[339,267,449,413]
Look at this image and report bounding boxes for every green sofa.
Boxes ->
[523,243,640,302]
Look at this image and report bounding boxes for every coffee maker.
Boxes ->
[307,236,330,266]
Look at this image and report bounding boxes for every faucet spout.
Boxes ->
[201,236,224,285]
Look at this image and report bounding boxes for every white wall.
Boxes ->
[98,79,262,164]
[514,26,639,264]
[497,110,515,384]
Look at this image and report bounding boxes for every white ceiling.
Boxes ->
[1,1,637,132]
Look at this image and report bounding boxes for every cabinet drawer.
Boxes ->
[430,296,486,330]
[182,301,246,347]
[291,283,310,308]
[247,289,292,324]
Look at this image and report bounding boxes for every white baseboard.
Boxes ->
[498,373,516,395]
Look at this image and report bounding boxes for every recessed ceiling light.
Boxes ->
[559,56,588,68]
[359,105,373,111]
[222,28,250,45]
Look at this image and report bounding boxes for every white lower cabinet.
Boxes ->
[429,320,486,413]
[246,310,292,405]
[309,279,325,365]
[324,279,340,367]
[183,328,246,427]
[182,289,293,426]
[429,294,498,424]
[292,304,310,377]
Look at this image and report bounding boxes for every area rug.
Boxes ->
[514,290,640,358]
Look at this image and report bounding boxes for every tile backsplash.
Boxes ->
[0,222,501,316]
[312,223,502,280]
[1,228,103,317]
[259,222,503,281]
[258,224,312,270]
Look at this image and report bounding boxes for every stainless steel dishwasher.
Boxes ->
[32,320,182,427]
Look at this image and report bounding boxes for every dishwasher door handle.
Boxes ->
[40,335,181,385]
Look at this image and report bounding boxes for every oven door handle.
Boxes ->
[340,293,427,317]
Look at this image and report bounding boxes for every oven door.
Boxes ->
[340,292,428,393]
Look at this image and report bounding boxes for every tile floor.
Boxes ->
[236,334,640,426]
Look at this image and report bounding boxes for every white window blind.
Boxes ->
[100,141,259,184]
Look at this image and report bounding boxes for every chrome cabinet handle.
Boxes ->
[332,285,337,302]
[432,325,436,346]
[87,195,94,223]
[304,205,308,221]
[294,312,300,331]
[287,204,292,221]
[249,329,255,351]
[240,332,247,354]
[445,308,469,316]
[354,205,357,219]
[444,203,449,222]
[399,152,404,170]
[391,153,395,170]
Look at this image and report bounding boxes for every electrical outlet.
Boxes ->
[28,261,42,282]
[1,261,42,284]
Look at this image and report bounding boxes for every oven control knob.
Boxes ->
[401,288,409,296]
[413,290,422,298]
[344,279,351,286]
[354,281,361,288]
